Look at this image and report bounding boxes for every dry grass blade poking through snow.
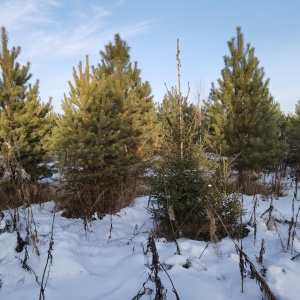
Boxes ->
[207,195,277,299]
[133,232,180,300]
[235,245,277,300]
[39,206,56,300]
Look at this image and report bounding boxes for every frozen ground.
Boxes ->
[1,177,300,299]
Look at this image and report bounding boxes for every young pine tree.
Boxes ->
[205,27,285,185]
[54,35,157,217]
[0,27,53,186]
[96,34,157,173]
[150,41,239,240]
[54,57,127,216]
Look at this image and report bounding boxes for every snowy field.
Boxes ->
[1,177,300,299]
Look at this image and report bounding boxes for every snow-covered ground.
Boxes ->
[1,177,300,299]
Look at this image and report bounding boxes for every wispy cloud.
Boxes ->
[0,0,153,111]
[91,5,111,18]
[1,0,152,61]
[34,21,151,58]
[117,0,126,6]
[118,21,152,38]
[0,0,59,30]
[20,8,151,60]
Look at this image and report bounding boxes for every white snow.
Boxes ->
[0,219,6,230]
[0,177,300,299]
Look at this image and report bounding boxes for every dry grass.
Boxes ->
[0,182,56,211]
[60,176,149,219]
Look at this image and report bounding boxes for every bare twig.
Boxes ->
[39,206,56,300]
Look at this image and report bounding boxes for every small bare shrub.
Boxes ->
[133,233,180,300]
[60,176,147,220]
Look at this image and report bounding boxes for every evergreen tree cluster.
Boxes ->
[0,28,157,215]
[2,23,300,241]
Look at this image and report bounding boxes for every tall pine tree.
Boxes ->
[54,56,128,216]
[96,34,157,171]
[54,35,157,217]
[205,27,285,185]
[0,27,53,185]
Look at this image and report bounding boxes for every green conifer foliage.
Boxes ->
[149,41,239,240]
[96,34,157,168]
[54,57,123,215]
[54,35,157,217]
[151,88,240,240]
[286,101,300,169]
[0,27,53,183]
[150,88,208,236]
[205,27,285,183]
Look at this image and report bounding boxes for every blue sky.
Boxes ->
[0,0,299,114]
